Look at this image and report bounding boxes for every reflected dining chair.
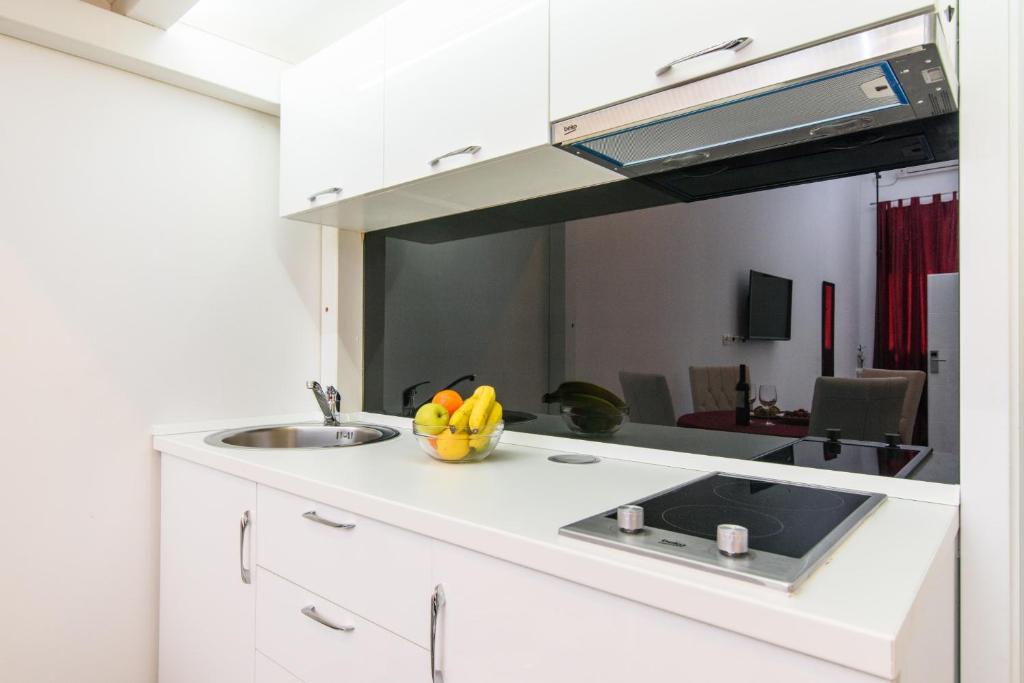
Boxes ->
[688,365,750,413]
[807,377,908,442]
[618,371,677,426]
[856,368,926,444]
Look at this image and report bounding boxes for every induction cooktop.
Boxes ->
[559,473,885,591]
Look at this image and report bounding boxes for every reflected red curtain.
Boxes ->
[873,193,958,443]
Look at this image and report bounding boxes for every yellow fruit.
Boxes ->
[469,401,502,450]
[469,386,496,432]
[435,429,471,460]
[448,397,476,433]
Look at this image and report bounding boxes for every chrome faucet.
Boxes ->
[307,380,341,426]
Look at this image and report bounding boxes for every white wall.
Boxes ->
[566,176,873,415]
[0,35,321,683]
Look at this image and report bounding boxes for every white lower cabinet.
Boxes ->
[430,543,887,683]
[159,456,256,683]
[256,568,427,683]
[159,463,912,682]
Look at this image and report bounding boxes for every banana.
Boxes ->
[556,393,621,414]
[448,397,476,433]
[469,385,496,432]
[542,381,626,409]
[470,401,502,450]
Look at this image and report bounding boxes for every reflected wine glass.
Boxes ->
[759,384,778,426]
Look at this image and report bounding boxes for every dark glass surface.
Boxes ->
[756,438,928,478]
[362,148,960,484]
[618,475,873,559]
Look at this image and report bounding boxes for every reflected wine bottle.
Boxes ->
[735,364,750,426]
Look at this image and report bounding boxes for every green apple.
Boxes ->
[415,402,449,435]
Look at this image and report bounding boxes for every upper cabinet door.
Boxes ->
[550,0,933,120]
[383,0,549,188]
[279,17,385,218]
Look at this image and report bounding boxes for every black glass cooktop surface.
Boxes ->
[755,437,931,478]
[611,474,873,559]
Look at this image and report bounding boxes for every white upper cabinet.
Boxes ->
[549,0,934,120]
[383,0,550,188]
[279,17,385,218]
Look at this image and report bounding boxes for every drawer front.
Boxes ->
[257,485,433,645]
[254,652,302,683]
[256,569,427,683]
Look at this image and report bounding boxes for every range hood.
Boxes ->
[552,13,957,178]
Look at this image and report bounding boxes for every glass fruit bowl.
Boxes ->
[560,405,628,435]
[412,422,505,463]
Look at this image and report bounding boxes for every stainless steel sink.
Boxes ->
[205,423,400,449]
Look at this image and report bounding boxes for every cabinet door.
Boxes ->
[279,17,385,217]
[159,456,256,683]
[550,0,933,120]
[383,0,549,188]
[431,543,885,683]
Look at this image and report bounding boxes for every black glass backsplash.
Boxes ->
[363,158,959,484]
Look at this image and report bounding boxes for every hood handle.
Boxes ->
[656,36,753,77]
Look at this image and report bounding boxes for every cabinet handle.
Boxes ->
[302,510,356,529]
[301,605,355,632]
[655,36,753,76]
[429,146,481,167]
[430,584,445,683]
[239,510,252,585]
[308,187,342,202]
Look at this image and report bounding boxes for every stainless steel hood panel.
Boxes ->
[553,14,956,178]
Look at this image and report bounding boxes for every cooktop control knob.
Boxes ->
[717,524,749,557]
[617,505,645,534]
[884,432,901,448]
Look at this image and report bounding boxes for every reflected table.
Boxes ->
[676,410,809,439]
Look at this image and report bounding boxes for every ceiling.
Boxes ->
[179,0,402,64]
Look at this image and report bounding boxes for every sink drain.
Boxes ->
[548,454,600,465]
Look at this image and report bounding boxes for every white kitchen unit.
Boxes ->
[159,456,256,683]
[154,417,957,682]
[383,0,549,188]
[549,0,936,120]
[278,17,385,218]
[279,0,620,231]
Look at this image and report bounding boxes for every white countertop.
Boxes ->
[154,413,958,680]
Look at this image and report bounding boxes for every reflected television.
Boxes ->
[747,270,793,341]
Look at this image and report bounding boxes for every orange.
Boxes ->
[432,389,463,416]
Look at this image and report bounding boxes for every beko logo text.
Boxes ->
[658,539,687,548]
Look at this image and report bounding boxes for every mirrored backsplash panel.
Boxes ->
[364,165,959,483]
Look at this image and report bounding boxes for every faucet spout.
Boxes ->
[306,380,341,426]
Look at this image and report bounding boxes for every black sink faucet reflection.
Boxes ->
[400,374,477,417]
[400,380,431,417]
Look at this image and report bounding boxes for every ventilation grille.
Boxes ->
[573,63,908,168]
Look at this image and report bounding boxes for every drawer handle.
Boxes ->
[430,584,445,683]
[429,145,481,167]
[239,510,252,585]
[301,605,355,632]
[655,36,753,76]
[308,187,342,202]
[302,510,356,529]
